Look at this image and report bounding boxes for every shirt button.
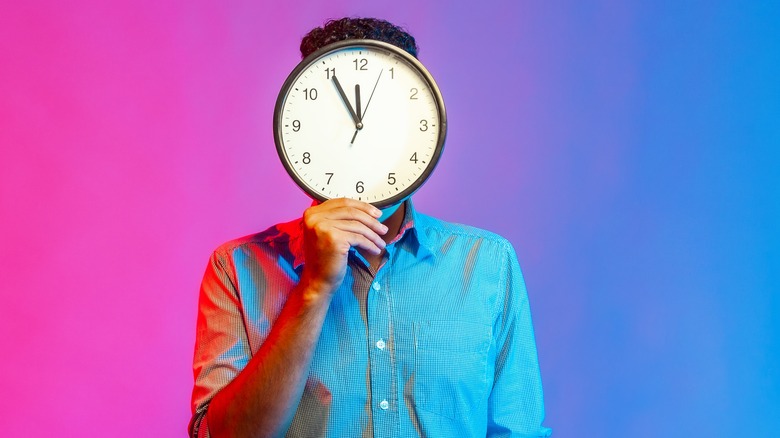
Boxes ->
[379,400,389,410]
[376,339,386,350]
[372,282,381,291]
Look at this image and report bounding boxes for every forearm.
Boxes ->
[206,278,333,438]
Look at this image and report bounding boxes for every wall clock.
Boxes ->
[273,39,446,208]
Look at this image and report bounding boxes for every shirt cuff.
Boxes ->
[189,405,211,438]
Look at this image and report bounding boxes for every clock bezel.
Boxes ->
[272,39,447,209]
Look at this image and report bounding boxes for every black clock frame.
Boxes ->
[273,39,447,209]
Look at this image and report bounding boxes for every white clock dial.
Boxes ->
[274,40,446,208]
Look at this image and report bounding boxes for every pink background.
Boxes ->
[2,1,779,436]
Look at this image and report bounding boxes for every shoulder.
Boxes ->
[415,211,514,252]
[210,217,303,260]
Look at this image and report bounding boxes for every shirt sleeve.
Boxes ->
[487,242,552,437]
[189,250,252,438]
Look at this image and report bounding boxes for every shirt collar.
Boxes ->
[288,199,434,270]
[393,199,435,261]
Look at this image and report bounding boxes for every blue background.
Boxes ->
[1,0,778,436]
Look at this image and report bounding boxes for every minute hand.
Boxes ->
[331,75,362,128]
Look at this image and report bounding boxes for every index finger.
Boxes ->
[324,198,382,218]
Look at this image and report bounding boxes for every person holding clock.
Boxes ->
[189,17,552,438]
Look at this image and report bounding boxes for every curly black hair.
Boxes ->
[300,17,418,58]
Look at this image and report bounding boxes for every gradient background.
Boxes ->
[1,1,778,436]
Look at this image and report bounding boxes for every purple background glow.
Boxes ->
[1,1,778,436]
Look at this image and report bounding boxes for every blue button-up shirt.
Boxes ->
[190,202,551,437]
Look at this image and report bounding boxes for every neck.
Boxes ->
[359,202,406,269]
[379,202,406,244]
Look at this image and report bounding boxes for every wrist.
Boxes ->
[297,273,339,305]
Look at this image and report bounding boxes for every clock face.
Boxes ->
[274,39,446,208]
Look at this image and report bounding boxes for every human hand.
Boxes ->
[300,198,387,297]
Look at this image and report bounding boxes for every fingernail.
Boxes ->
[372,208,382,217]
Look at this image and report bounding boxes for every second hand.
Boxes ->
[361,69,384,121]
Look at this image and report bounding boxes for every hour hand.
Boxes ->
[332,75,362,128]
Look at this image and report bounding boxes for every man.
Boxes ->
[190,17,551,438]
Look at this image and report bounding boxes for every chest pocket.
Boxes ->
[412,320,491,420]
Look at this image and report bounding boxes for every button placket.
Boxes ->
[366,273,395,426]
